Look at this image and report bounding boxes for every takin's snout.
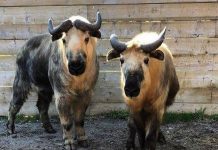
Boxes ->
[67,51,86,76]
[124,75,141,98]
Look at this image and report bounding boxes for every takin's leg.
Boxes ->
[145,110,165,150]
[133,111,146,150]
[36,89,56,133]
[157,130,166,144]
[7,71,31,134]
[73,93,91,148]
[126,115,136,150]
[56,95,75,150]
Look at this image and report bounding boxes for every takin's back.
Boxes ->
[16,34,56,88]
[156,43,180,107]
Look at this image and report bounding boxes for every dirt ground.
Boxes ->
[0,116,217,150]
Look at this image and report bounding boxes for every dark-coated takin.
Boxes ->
[7,12,102,150]
[107,28,180,150]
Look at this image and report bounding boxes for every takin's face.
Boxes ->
[107,28,167,99]
[120,48,149,98]
[62,28,96,76]
[120,48,164,98]
[48,12,101,76]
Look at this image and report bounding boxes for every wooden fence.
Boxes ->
[0,0,218,115]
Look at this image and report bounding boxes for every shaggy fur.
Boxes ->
[7,16,99,150]
[107,32,179,150]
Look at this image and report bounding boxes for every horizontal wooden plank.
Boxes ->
[167,103,218,115]
[0,54,217,89]
[97,37,218,57]
[0,38,217,56]
[0,0,216,6]
[0,75,217,104]
[0,20,216,40]
[88,3,218,21]
[91,102,218,115]
[0,56,16,71]
[0,65,215,88]
[1,37,218,56]
[0,100,217,116]
[0,6,87,24]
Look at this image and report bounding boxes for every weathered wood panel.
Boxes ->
[97,38,218,56]
[0,1,218,115]
[0,0,216,7]
[0,55,217,88]
[0,6,87,24]
[88,3,218,21]
[1,36,218,56]
[0,85,217,107]
[1,69,214,89]
[0,101,217,116]
[0,20,216,41]
[0,55,217,90]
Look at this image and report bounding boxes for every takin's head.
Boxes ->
[107,28,166,98]
[48,12,102,76]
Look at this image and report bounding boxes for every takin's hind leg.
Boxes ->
[7,71,31,134]
[126,116,136,150]
[36,89,56,133]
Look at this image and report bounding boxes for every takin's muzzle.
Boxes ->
[124,72,143,98]
[67,51,86,76]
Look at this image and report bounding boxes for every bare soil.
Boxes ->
[0,117,217,150]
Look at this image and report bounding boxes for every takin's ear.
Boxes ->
[106,49,120,61]
[150,50,164,61]
[51,33,63,41]
[89,30,101,39]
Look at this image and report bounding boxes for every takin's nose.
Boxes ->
[68,60,86,76]
[124,77,140,98]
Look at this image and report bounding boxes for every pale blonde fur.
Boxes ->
[56,19,98,95]
[121,32,173,112]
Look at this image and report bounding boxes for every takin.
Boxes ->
[7,12,102,150]
[106,28,180,150]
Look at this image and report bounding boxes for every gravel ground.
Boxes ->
[0,117,217,150]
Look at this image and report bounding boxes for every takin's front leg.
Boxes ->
[145,113,164,150]
[134,112,146,150]
[157,130,166,144]
[126,116,136,150]
[73,94,91,148]
[56,96,75,150]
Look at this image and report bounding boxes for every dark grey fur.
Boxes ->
[7,34,99,150]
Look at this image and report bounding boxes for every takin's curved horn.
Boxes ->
[48,19,73,36]
[74,11,102,32]
[110,34,127,53]
[140,27,166,53]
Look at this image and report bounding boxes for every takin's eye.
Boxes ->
[144,58,149,64]
[120,57,124,65]
[62,39,66,45]
[85,37,89,44]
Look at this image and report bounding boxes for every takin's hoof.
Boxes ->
[78,140,89,148]
[126,140,135,150]
[157,131,166,144]
[64,143,77,150]
[6,121,15,134]
[43,123,57,134]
